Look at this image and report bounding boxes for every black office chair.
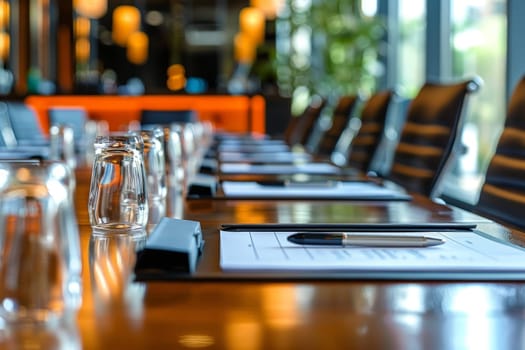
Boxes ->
[284,95,327,148]
[0,102,17,147]
[475,76,525,229]
[141,110,198,126]
[315,94,360,157]
[386,77,481,197]
[48,106,89,151]
[6,101,49,146]
[345,90,394,173]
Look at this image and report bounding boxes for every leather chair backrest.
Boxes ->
[6,102,48,144]
[316,94,360,157]
[49,107,88,147]
[476,76,525,229]
[387,78,481,197]
[346,90,394,172]
[285,95,327,147]
[0,102,17,147]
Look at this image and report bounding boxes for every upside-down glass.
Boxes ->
[136,128,167,231]
[88,134,148,233]
[49,124,76,169]
[0,161,82,325]
[138,128,167,201]
[170,123,194,191]
[162,126,184,193]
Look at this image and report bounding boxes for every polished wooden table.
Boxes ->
[7,166,525,349]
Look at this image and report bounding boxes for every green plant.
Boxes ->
[311,0,385,96]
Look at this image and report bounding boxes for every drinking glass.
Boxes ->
[138,128,167,201]
[49,124,76,169]
[88,134,148,233]
[0,161,82,325]
[162,126,184,193]
[81,119,109,167]
[170,124,192,191]
[135,128,167,231]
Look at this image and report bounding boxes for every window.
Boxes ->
[441,0,507,204]
[397,0,426,97]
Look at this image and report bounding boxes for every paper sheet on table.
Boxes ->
[221,181,411,200]
[218,152,311,163]
[220,162,341,175]
[218,139,286,146]
[218,144,290,153]
[220,230,525,272]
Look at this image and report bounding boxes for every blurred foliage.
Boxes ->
[275,0,385,100]
[310,0,385,96]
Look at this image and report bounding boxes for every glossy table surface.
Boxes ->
[5,166,525,349]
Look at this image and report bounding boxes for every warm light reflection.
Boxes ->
[225,317,261,350]
[16,167,31,182]
[112,5,141,47]
[0,31,9,60]
[178,334,215,348]
[261,285,301,328]
[167,64,186,91]
[239,7,265,44]
[127,31,148,64]
[89,233,146,325]
[96,251,121,300]
[250,0,284,19]
[92,238,130,302]
[74,0,107,19]
[167,63,185,77]
[0,0,9,29]
[234,32,257,63]
[75,38,90,63]
[167,75,186,91]
[75,17,91,38]
[233,203,268,223]
[93,259,112,299]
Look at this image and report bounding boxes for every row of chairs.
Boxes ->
[0,102,198,146]
[0,102,49,148]
[0,101,94,163]
[475,75,525,229]
[281,75,525,231]
[0,101,88,147]
[281,77,481,198]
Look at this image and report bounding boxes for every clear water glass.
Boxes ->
[88,134,148,233]
[49,124,76,169]
[0,161,82,325]
[162,126,184,193]
[136,128,167,230]
[138,128,167,201]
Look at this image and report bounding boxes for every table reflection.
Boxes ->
[0,318,81,349]
[89,230,147,319]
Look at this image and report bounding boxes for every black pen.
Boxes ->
[256,180,337,188]
[287,232,444,247]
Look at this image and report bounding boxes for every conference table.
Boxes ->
[7,163,525,349]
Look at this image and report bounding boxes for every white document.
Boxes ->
[220,162,341,175]
[220,230,525,272]
[218,151,311,163]
[219,139,286,146]
[218,144,290,153]
[221,181,410,200]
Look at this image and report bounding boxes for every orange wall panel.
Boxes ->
[25,95,265,135]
